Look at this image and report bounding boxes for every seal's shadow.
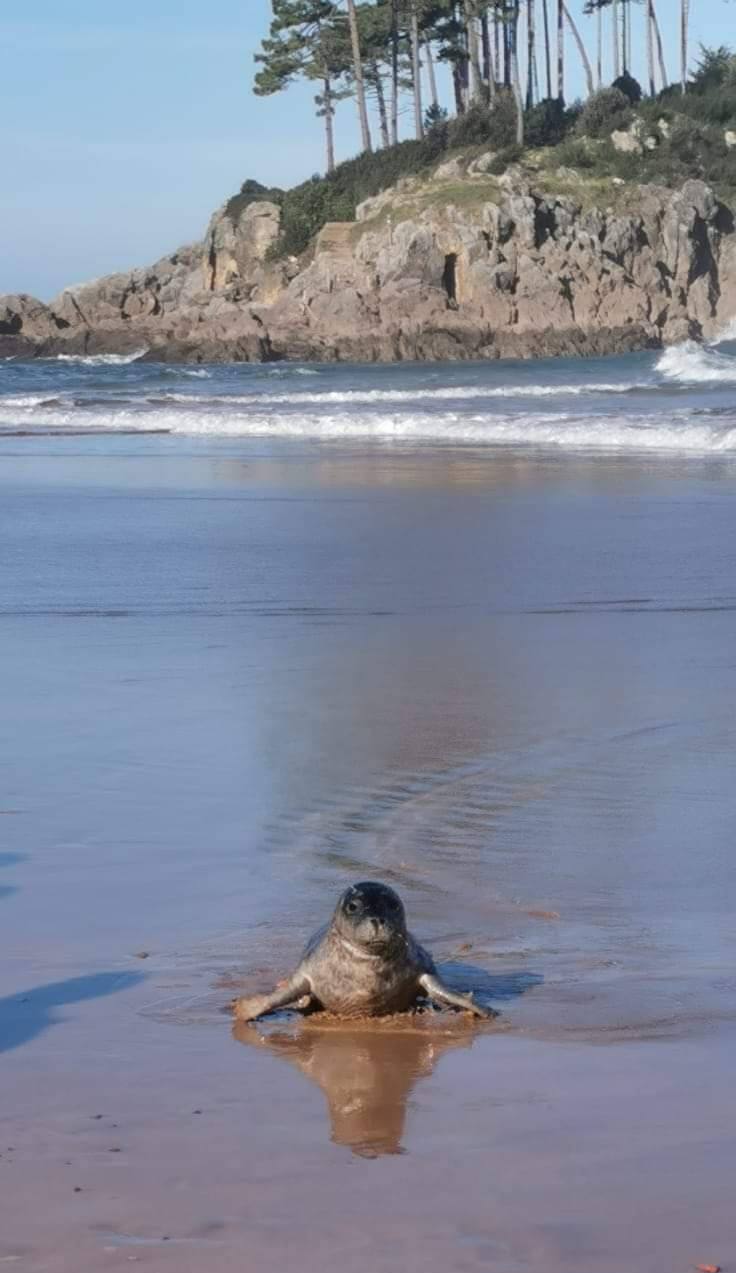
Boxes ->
[437,962,544,1009]
[233,965,541,1158]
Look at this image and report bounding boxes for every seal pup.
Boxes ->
[233,880,497,1021]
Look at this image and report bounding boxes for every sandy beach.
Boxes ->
[2,355,736,1270]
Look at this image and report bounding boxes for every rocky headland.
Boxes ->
[3,157,736,363]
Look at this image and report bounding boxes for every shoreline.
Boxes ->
[1,320,662,366]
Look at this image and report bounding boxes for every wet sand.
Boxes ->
[2,436,736,1271]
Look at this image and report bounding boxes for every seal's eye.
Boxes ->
[345,899,360,915]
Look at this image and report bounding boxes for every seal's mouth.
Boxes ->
[363,935,393,950]
[359,922,404,952]
[340,918,401,954]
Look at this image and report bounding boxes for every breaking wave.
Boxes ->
[5,343,736,454]
[156,381,649,409]
[658,341,736,384]
[53,350,148,366]
[0,394,62,408]
[2,400,736,452]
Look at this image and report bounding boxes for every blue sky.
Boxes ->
[0,0,728,299]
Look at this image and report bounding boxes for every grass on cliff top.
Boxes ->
[532,163,637,211]
[230,50,736,259]
[349,177,504,241]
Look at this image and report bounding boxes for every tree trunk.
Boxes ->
[556,0,564,102]
[651,1,667,90]
[526,0,536,109]
[596,3,602,88]
[390,0,399,145]
[681,0,689,93]
[504,0,512,87]
[562,1,593,98]
[623,0,631,71]
[465,2,484,103]
[323,76,335,174]
[645,0,655,95]
[481,10,495,100]
[453,61,465,115]
[541,0,552,98]
[494,8,501,85]
[372,64,390,147]
[509,2,524,144]
[346,0,372,152]
[425,40,439,110]
[459,39,470,109]
[410,6,424,138]
[612,0,620,79]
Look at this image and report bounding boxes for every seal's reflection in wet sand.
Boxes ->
[233,1017,479,1157]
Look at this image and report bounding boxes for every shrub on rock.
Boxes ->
[577,87,632,139]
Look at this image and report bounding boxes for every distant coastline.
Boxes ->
[7,38,736,366]
[2,157,735,367]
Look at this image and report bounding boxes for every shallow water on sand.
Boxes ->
[1,353,736,1272]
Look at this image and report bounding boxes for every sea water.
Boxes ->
[3,338,736,449]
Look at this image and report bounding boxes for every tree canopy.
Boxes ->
[253,1,710,168]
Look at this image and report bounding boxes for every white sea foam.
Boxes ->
[2,401,736,452]
[657,341,736,383]
[0,394,62,408]
[53,350,148,366]
[158,380,645,409]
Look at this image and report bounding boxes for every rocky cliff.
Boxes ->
[3,156,736,363]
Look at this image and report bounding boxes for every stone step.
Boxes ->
[316,222,355,257]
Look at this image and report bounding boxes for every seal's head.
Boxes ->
[334,881,407,952]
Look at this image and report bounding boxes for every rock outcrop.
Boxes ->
[0,293,66,358]
[3,162,735,363]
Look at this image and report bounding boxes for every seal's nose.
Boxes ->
[370,917,380,937]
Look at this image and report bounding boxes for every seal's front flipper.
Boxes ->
[233,975,312,1022]
[418,972,498,1020]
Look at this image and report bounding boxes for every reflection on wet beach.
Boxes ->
[234,1016,479,1157]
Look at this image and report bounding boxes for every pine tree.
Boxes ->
[421,2,469,115]
[651,1,667,89]
[346,0,373,150]
[254,1,348,174]
[506,0,524,141]
[526,0,537,109]
[562,1,594,97]
[681,0,690,92]
[557,0,564,99]
[540,0,552,96]
[352,4,396,147]
[583,0,615,85]
[250,0,709,175]
[465,0,485,103]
